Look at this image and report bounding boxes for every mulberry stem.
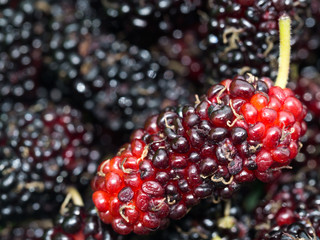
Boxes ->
[275,14,291,89]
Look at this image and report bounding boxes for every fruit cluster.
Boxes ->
[0,0,319,240]
[91,74,306,234]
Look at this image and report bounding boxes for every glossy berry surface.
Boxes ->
[0,0,50,100]
[253,169,320,239]
[0,100,101,224]
[147,197,252,240]
[289,67,320,120]
[287,67,320,170]
[96,0,203,46]
[44,203,122,240]
[92,75,306,234]
[42,0,194,132]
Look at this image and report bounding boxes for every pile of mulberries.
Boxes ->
[1,0,320,239]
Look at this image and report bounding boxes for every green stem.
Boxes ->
[275,14,291,89]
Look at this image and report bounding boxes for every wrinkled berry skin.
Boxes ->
[92,74,306,235]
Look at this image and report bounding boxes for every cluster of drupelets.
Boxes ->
[0,0,320,240]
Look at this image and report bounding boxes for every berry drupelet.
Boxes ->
[91,16,307,235]
[0,0,51,100]
[202,0,311,82]
[289,67,320,121]
[0,99,101,224]
[284,67,320,170]
[148,197,252,240]
[43,1,194,132]
[92,73,306,235]
[44,188,123,240]
[286,67,320,170]
[253,169,320,239]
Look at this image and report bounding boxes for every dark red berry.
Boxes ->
[0,100,101,223]
[92,75,306,234]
